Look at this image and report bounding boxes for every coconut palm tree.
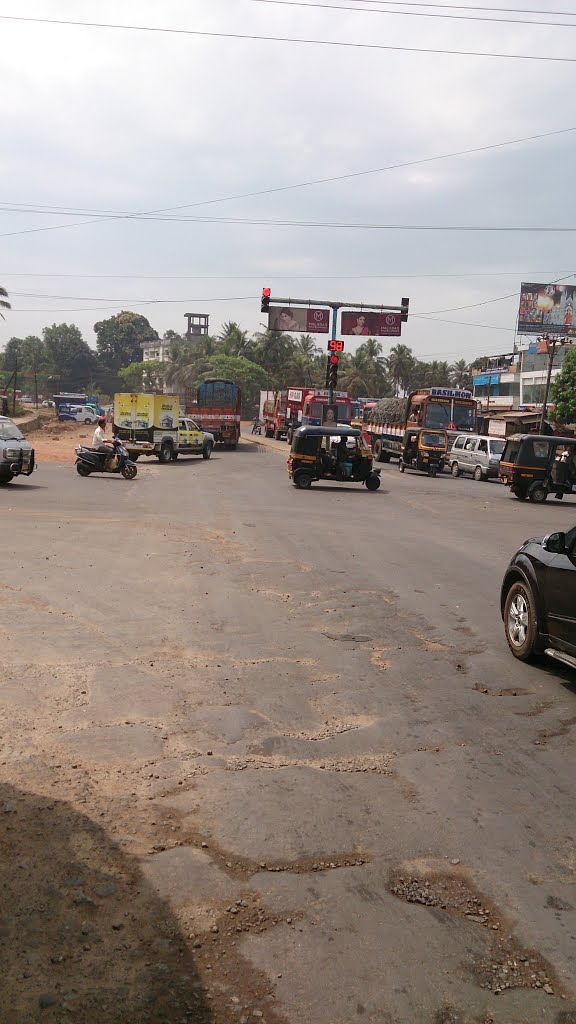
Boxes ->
[450,358,472,390]
[0,287,11,319]
[387,344,414,396]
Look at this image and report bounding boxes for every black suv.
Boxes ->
[501,525,576,670]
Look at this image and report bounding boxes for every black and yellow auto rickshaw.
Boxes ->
[398,428,448,477]
[499,433,576,503]
[288,426,381,490]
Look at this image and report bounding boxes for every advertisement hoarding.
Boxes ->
[341,311,402,337]
[268,307,330,333]
[518,283,576,337]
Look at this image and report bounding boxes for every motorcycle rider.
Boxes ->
[92,416,115,469]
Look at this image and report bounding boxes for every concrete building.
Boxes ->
[472,341,571,411]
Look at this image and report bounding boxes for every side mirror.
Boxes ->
[543,532,566,554]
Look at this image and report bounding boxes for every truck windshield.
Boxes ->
[0,420,24,441]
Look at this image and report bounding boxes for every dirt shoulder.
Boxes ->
[20,416,98,463]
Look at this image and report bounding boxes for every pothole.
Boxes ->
[473,684,534,697]
[389,862,565,997]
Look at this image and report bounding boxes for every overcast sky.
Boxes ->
[1,0,576,363]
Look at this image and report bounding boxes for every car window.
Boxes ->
[477,440,488,453]
[454,436,465,450]
[0,419,24,441]
[489,439,505,456]
[188,420,200,430]
[179,419,187,429]
[464,438,476,451]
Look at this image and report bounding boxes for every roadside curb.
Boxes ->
[243,435,288,457]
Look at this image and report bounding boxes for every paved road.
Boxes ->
[1,446,575,1024]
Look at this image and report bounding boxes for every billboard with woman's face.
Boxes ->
[341,312,402,337]
[268,307,330,333]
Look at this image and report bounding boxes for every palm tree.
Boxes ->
[0,287,11,320]
[450,358,472,390]
[219,321,251,357]
[387,344,414,396]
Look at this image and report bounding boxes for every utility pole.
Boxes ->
[12,347,18,416]
[539,336,558,433]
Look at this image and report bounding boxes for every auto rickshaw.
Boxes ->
[398,428,448,477]
[288,426,381,490]
[498,433,576,503]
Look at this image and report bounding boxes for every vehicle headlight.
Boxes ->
[4,448,21,459]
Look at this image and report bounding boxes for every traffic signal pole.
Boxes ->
[261,291,409,410]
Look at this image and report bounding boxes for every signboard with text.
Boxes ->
[268,306,330,333]
[341,311,402,337]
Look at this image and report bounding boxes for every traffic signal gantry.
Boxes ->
[260,289,409,403]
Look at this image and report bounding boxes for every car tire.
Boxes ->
[512,485,526,500]
[504,580,539,661]
[365,474,380,491]
[158,442,172,464]
[294,471,313,489]
[373,439,383,462]
[202,444,212,460]
[528,482,548,504]
[473,465,484,482]
[84,418,93,425]
[451,462,460,477]
[0,474,14,485]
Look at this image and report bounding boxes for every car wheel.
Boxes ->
[365,474,380,491]
[294,471,313,489]
[528,482,548,504]
[512,485,526,500]
[473,465,484,482]
[451,462,460,477]
[158,442,172,464]
[373,439,383,462]
[202,444,212,460]
[84,418,93,425]
[504,581,539,661]
[0,474,14,485]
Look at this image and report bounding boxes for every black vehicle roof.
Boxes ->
[506,433,576,443]
[294,425,361,438]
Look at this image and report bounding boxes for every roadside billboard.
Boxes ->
[268,307,330,333]
[518,283,576,337]
[341,311,402,337]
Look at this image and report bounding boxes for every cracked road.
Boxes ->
[1,443,575,1024]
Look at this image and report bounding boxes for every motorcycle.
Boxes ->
[75,438,138,480]
[251,419,262,435]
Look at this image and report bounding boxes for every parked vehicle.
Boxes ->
[499,433,576,503]
[0,416,35,485]
[58,405,100,425]
[114,393,180,462]
[185,379,241,449]
[398,428,448,477]
[366,388,478,463]
[288,426,381,490]
[75,437,137,479]
[501,524,576,670]
[449,433,506,481]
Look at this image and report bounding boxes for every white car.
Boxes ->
[58,405,100,425]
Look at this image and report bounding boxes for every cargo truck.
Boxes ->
[113,393,213,462]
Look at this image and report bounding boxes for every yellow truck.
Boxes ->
[113,393,214,463]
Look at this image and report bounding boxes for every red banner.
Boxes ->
[341,311,402,337]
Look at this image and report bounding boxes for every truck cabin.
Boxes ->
[407,389,477,434]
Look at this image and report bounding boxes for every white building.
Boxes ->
[141,339,172,363]
[472,342,571,411]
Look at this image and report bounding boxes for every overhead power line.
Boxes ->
[251,0,576,29]
[345,1,576,17]
[0,13,575,63]
[0,270,571,281]
[1,123,574,242]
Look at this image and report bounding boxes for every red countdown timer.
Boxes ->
[327,339,345,353]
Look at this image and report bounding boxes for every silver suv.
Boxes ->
[0,417,35,485]
[449,433,505,481]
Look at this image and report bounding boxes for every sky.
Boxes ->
[1,0,576,365]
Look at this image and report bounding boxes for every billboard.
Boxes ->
[518,283,576,337]
[268,306,330,333]
[341,311,402,337]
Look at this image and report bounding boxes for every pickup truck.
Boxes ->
[126,418,215,462]
[0,416,36,485]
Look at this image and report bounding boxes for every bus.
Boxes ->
[364,387,479,463]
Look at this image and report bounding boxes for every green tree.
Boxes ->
[0,287,10,319]
[118,360,165,393]
[387,344,414,396]
[21,335,48,406]
[194,355,273,416]
[43,323,98,388]
[450,359,472,390]
[94,311,158,372]
[1,337,24,372]
[551,346,576,425]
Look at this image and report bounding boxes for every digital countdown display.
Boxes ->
[327,339,345,352]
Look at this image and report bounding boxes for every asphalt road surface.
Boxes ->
[1,442,575,1024]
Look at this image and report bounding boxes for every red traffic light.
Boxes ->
[330,354,339,365]
[261,287,271,313]
[262,287,270,298]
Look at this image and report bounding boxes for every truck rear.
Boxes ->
[113,393,180,463]
[186,379,241,449]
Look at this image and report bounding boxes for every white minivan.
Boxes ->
[449,433,506,481]
[58,405,100,425]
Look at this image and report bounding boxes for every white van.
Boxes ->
[448,433,506,481]
[58,405,100,425]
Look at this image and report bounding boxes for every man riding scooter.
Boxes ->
[92,416,115,469]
